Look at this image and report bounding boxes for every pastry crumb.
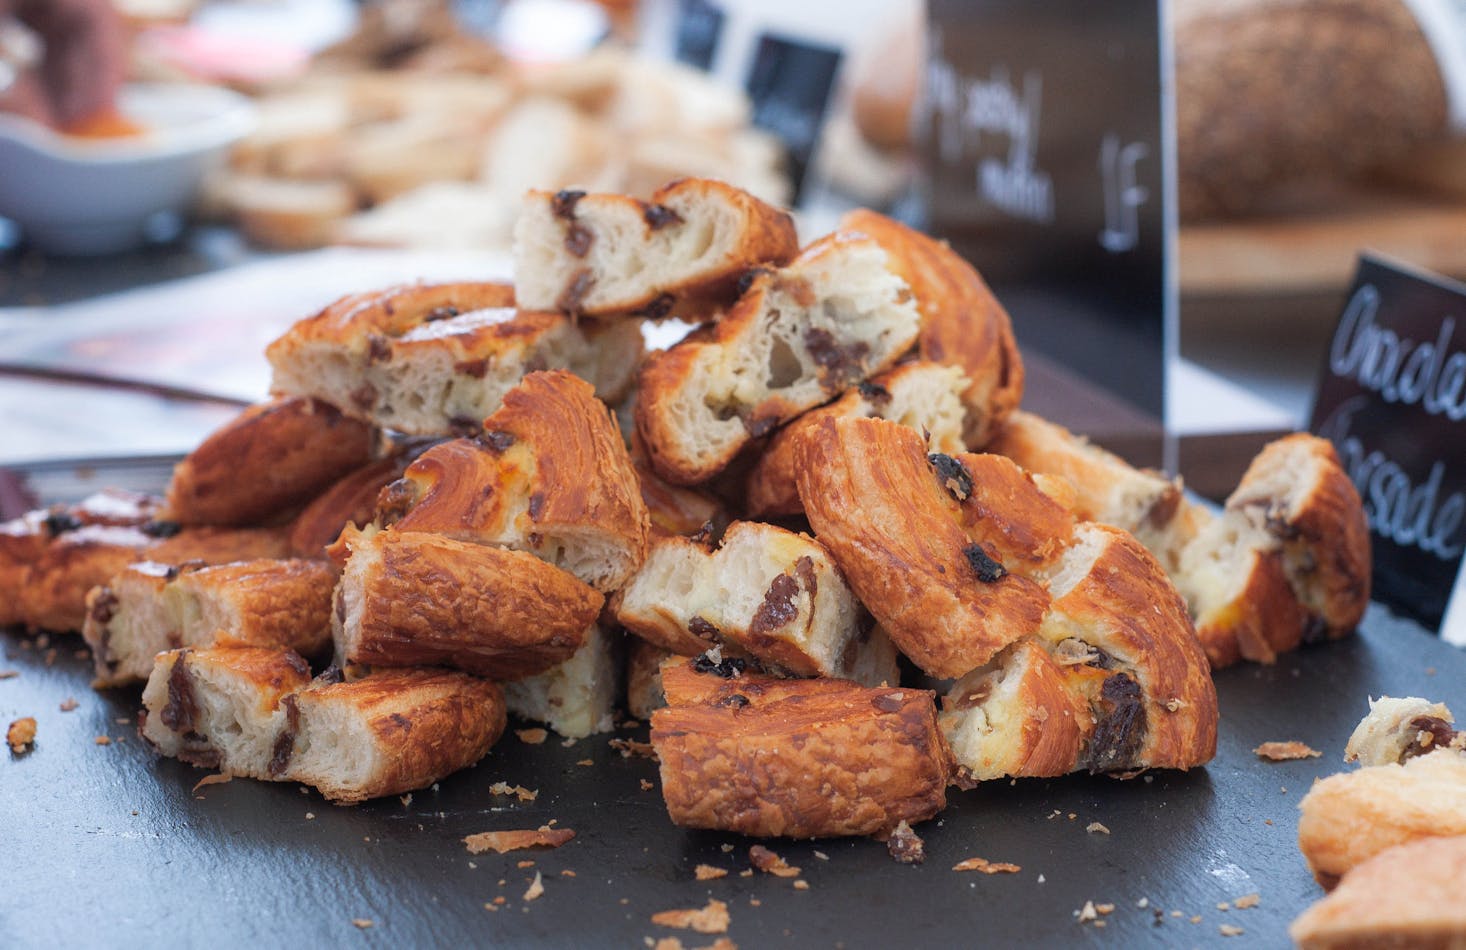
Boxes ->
[464,828,576,854]
[523,871,544,901]
[1095,903,1114,916]
[1253,741,1321,761]
[0,670,18,680]
[517,728,547,745]
[1234,893,1260,910]
[952,857,1021,874]
[351,918,373,929]
[886,820,925,864]
[192,773,232,793]
[610,738,657,760]
[59,697,78,712]
[94,735,111,746]
[517,860,535,869]
[1220,924,1244,937]
[694,864,727,881]
[651,899,730,934]
[640,779,655,791]
[489,781,538,802]
[1086,822,1110,835]
[1076,901,1098,923]
[7,717,36,753]
[749,845,801,877]
[792,880,809,891]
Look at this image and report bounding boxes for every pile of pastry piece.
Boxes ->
[2,179,1369,833]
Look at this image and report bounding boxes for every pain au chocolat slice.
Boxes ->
[794,415,1071,679]
[140,647,505,803]
[0,490,161,628]
[745,361,968,519]
[161,396,378,526]
[513,177,798,319]
[635,228,921,485]
[333,526,602,680]
[265,280,642,436]
[940,523,1218,781]
[502,621,621,739]
[379,370,649,593]
[841,209,1024,446]
[16,522,291,634]
[84,558,337,687]
[650,660,951,838]
[615,520,898,686]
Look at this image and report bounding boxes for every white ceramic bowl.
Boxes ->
[0,83,255,255]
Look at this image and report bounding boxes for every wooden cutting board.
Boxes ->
[1180,187,1466,296]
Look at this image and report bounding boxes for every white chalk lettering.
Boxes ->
[1098,134,1148,253]
[1317,396,1465,560]
[1329,282,1466,419]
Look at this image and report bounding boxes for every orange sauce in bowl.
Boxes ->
[62,108,146,140]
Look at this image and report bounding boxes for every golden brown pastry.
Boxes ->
[630,431,727,539]
[840,209,1023,445]
[988,409,1197,573]
[1298,750,1466,889]
[84,558,337,687]
[287,447,426,558]
[635,228,922,485]
[745,361,968,519]
[512,177,798,318]
[281,666,506,803]
[139,646,313,775]
[16,523,290,633]
[942,523,1218,780]
[1291,835,1466,949]
[615,521,899,686]
[0,490,162,628]
[333,526,602,680]
[1177,433,1370,666]
[502,622,620,739]
[650,661,951,838]
[381,370,650,592]
[267,279,642,435]
[794,416,1068,678]
[140,647,506,802]
[162,396,378,526]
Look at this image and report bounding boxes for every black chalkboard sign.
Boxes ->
[922,0,1168,420]
[1309,255,1466,633]
[744,33,842,204]
[673,0,724,71]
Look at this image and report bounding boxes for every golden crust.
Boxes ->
[163,397,378,526]
[1195,548,1305,668]
[266,281,516,357]
[1298,752,1466,889]
[746,361,968,519]
[173,558,337,652]
[650,662,950,838]
[334,527,602,680]
[793,416,1064,678]
[1291,835,1466,949]
[1238,433,1371,637]
[288,450,423,558]
[516,177,798,318]
[840,209,1023,446]
[1,491,163,628]
[384,371,649,592]
[292,668,506,803]
[941,640,1093,780]
[1040,524,1218,771]
[631,432,726,538]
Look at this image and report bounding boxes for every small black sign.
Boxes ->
[921,0,1167,419]
[744,32,843,204]
[1310,255,1466,632]
[673,0,724,72]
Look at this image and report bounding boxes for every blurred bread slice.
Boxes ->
[513,177,797,319]
[223,176,358,251]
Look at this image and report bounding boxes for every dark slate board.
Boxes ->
[2,609,1460,948]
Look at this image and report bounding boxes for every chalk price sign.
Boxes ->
[1310,254,1466,634]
